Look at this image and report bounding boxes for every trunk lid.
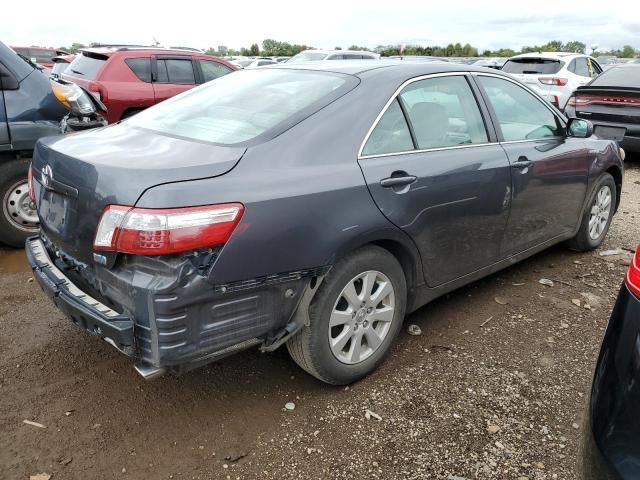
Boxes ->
[32,123,245,263]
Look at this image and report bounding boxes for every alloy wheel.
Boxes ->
[588,185,612,240]
[328,270,396,365]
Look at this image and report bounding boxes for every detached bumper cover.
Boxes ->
[26,237,134,354]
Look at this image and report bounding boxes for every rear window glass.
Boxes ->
[591,66,640,88]
[128,69,355,145]
[51,62,69,76]
[502,58,563,75]
[287,52,329,63]
[66,53,107,80]
[30,48,56,63]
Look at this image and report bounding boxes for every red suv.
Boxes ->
[62,47,237,123]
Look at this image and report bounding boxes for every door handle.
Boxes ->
[511,156,533,169]
[380,175,417,188]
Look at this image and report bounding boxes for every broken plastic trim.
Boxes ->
[213,266,331,294]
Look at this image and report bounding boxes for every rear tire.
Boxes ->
[287,245,407,385]
[0,158,38,247]
[568,173,616,252]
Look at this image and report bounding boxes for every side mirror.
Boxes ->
[567,117,594,138]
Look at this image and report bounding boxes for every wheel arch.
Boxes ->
[605,165,622,212]
[329,229,425,313]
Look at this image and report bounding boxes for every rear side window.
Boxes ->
[362,99,413,156]
[591,66,640,87]
[128,69,355,145]
[502,58,563,75]
[156,58,195,84]
[125,58,151,82]
[66,53,107,80]
[572,58,590,77]
[400,76,488,149]
[200,60,232,82]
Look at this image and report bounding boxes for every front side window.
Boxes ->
[200,60,232,82]
[128,69,354,145]
[400,76,488,149]
[362,99,413,156]
[478,76,560,141]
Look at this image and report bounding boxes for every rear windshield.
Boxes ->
[51,62,69,76]
[591,66,640,88]
[287,52,329,63]
[128,69,356,145]
[502,58,563,75]
[65,53,107,79]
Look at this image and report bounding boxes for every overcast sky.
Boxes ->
[3,0,638,52]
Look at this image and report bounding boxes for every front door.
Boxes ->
[474,74,592,256]
[0,62,11,146]
[358,74,512,286]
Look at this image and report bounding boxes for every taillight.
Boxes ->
[94,203,244,255]
[28,165,35,203]
[88,81,103,101]
[567,94,640,107]
[626,247,640,299]
[538,77,568,86]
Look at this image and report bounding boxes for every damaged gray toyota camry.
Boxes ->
[26,61,624,384]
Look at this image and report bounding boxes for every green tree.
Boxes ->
[620,45,636,58]
[563,41,586,53]
[334,46,342,50]
[249,43,260,56]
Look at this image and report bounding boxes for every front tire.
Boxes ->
[568,173,616,252]
[0,159,39,247]
[287,245,407,385]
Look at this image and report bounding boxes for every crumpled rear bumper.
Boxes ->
[26,235,326,376]
[26,237,134,355]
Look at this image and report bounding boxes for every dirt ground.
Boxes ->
[1,161,639,480]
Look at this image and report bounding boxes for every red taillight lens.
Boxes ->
[626,247,640,299]
[567,94,640,107]
[94,203,244,255]
[539,77,568,86]
[28,165,36,203]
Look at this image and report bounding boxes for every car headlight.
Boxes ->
[50,80,95,115]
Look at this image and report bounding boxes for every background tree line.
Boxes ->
[60,39,639,58]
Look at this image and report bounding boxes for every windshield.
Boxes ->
[287,52,329,63]
[128,68,356,145]
[51,62,69,77]
[502,58,563,75]
[65,53,107,79]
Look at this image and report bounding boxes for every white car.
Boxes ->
[287,49,379,63]
[502,52,603,110]
[231,58,278,69]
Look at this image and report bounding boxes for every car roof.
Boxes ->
[264,59,510,77]
[297,49,378,56]
[80,46,207,57]
[510,52,586,60]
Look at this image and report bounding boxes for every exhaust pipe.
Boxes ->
[134,363,166,380]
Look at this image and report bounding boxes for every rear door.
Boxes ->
[358,73,512,286]
[152,55,196,102]
[474,74,592,256]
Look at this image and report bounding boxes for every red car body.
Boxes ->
[11,46,70,69]
[62,47,237,123]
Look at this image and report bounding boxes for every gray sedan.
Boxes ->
[27,61,623,384]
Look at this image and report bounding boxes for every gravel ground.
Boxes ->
[0,161,638,480]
